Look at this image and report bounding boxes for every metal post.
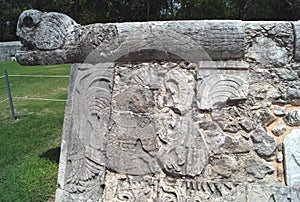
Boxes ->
[4,69,16,121]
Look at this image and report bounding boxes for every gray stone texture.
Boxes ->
[284,110,300,127]
[16,9,245,65]
[293,21,300,61]
[251,127,277,160]
[0,41,22,61]
[245,22,294,67]
[247,185,291,202]
[273,105,286,116]
[284,129,300,187]
[272,121,287,136]
[14,10,300,202]
[246,158,274,179]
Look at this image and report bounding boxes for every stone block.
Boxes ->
[284,129,300,187]
[284,110,300,127]
[16,10,245,65]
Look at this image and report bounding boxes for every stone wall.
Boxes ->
[55,22,300,202]
[0,41,22,61]
[14,9,300,202]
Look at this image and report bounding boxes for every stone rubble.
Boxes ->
[284,110,300,127]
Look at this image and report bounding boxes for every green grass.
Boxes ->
[0,61,70,201]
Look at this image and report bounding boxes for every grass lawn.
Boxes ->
[0,61,70,201]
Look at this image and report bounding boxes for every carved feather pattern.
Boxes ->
[67,157,103,185]
[86,87,112,117]
[197,74,249,110]
[65,66,114,198]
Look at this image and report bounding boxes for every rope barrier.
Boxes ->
[13,97,67,102]
[0,98,8,104]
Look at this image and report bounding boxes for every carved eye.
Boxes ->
[22,16,34,28]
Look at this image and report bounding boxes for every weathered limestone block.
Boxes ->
[158,178,247,201]
[197,74,249,110]
[292,21,300,61]
[57,63,114,201]
[158,118,209,177]
[247,185,291,202]
[196,60,249,78]
[14,9,300,202]
[251,127,277,160]
[272,121,287,136]
[284,129,300,187]
[276,68,298,81]
[104,172,158,201]
[106,112,157,175]
[16,9,245,65]
[0,41,22,61]
[164,68,194,115]
[286,88,300,105]
[291,188,300,202]
[246,158,274,179]
[210,155,238,178]
[245,22,294,67]
[284,110,300,127]
[273,105,286,116]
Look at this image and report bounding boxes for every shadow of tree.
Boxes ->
[40,147,61,164]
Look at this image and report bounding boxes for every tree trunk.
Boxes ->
[241,0,253,20]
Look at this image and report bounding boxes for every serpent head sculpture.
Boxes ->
[16,9,244,65]
[16,9,81,65]
[16,9,118,65]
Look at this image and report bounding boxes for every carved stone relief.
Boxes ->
[158,118,209,177]
[14,10,300,202]
[56,60,300,201]
[57,63,114,201]
[197,74,249,110]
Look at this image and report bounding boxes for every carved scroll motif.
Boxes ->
[197,74,249,110]
[64,63,114,200]
[104,172,158,201]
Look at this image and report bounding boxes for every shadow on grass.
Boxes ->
[40,147,61,164]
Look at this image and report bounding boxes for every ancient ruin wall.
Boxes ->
[0,41,22,61]
[16,10,300,202]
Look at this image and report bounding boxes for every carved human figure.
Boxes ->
[158,118,209,177]
[164,68,194,115]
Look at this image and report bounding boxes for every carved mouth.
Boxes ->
[19,39,35,51]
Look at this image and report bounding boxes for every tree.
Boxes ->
[1,0,300,42]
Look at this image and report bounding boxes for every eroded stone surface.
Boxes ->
[57,63,114,201]
[158,118,209,177]
[15,10,300,202]
[16,10,245,65]
[247,185,291,202]
[273,105,286,116]
[246,158,274,179]
[251,127,277,160]
[293,21,300,61]
[284,110,300,127]
[284,129,300,187]
[272,121,287,136]
[197,74,249,110]
[245,22,294,67]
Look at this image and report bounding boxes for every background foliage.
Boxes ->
[1,0,300,42]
